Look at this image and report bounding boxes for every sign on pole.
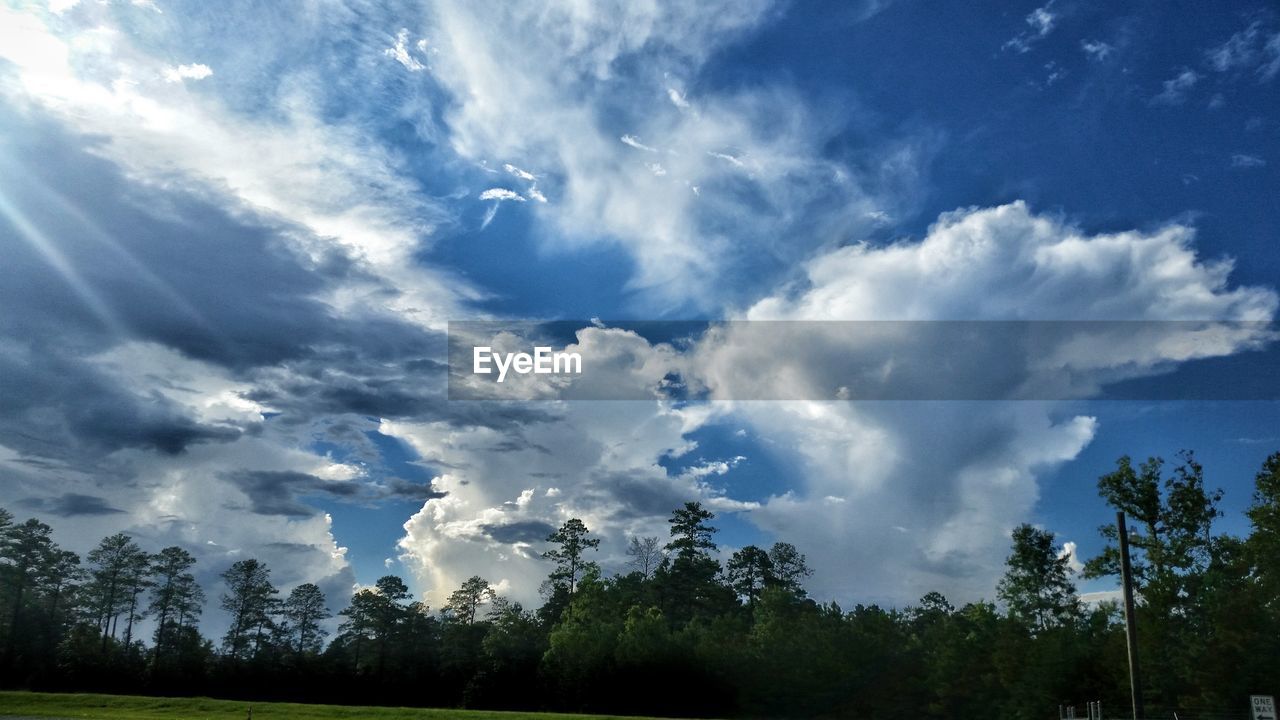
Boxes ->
[1252,695,1277,720]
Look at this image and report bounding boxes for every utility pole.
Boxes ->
[1117,511,1144,720]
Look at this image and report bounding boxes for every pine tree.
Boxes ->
[543,518,600,596]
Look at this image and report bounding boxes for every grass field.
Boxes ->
[0,692,672,720]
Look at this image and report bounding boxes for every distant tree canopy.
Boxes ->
[1,451,1278,718]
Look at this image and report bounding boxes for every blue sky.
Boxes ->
[0,0,1278,624]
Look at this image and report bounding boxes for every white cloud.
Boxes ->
[1004,2,1057,54]
[162,63,212,82]
[1152,69,1199,105]
[1204,20,1280,82]
[48,0,81,14]
[0,4,475,330]
[1231,153,1266,168]
[479,187,525,202]
[683,201,1276,604]
[667,87,690,108]
[1058,540,1084,574]
[384,28,426,72]
[503,163,537,181]
[620,134,658,152]
[1081,40,1113,62]
[744,202,1275,323]
[389,397,744,607]
[423,0,903,307]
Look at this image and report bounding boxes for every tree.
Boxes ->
[84,533,150,654]
[1,518,55,662]
[543,519,600,597]
[282,583,329,656]
[148,547,202,669]
[726,545,774,608]
[997,523,1079,631]
[767,542,812,596]
[1247,452,1280,596]
[625,536,663,579]
[219,558,278,660]
[666,502,717,560]
[655,503,731,624]
[446,576,494,625]
[1084,451,1223,709]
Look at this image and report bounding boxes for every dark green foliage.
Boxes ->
[998,523,1079,631]
[0,449,1277,718]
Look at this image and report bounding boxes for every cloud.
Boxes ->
[18,493,125,517]
[162,63,213,82]
[0,3,475,331]
[1081,40,1113,61]
[1058,540,1084,574]
[479,188,526,202]
[682,202,1275,603]
[620,134,659,152]
[1231,153,1267,168]
[478,188,526,228]
[1152,69,1199,105]
[423,0,911,308]
[1004,2,1057,54]
[224,470,361,518]
[385,28,428,72]
[503,163,537,181]
[1205,20,1280,81]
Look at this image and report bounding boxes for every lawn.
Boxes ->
[0,692,672,720]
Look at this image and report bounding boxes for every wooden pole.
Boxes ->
[1117,511,1144,720]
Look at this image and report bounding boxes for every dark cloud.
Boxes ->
[585,468,695,521]
[224,470,361,517]
[481,520,556,544]
[0,349,243,461]
[17,492,125,517]
[380,478,446,502]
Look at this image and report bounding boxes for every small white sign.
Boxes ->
[1252,695,1277,720]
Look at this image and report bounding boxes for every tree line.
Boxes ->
[1,450,1278,719]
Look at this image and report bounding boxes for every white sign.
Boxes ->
[1252,695,1277,720]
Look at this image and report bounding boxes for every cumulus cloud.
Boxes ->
[682,202,1275,603]
[391,398,744,607]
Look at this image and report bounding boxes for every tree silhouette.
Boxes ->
[997,523,1078,631]
[219,559,278,661]
[282,583,329,656]
[543,518,600,596]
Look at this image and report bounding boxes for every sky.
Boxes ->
[1,0,1278,634]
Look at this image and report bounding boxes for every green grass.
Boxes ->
[0,692,673,720]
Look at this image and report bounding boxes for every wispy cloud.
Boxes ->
[620,134,659,152]
[1231,153,1266,168]
[1004,1,1057,54]
[1152,68,1199,105]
